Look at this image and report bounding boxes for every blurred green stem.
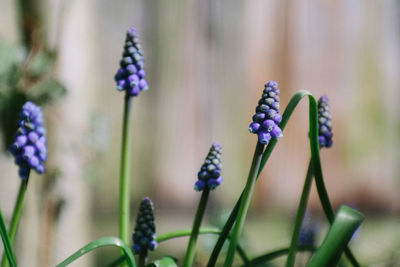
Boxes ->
[286,160,313,267]
[307,206,364,267]
[119,95,133,260]
[1,176,29,267]
[183,188,210,267]
[224,142,264,267]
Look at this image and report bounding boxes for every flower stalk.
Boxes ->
[119,95,133,246]
[0,176,29,267]
[224,142,264,266]
[183,188,210,266]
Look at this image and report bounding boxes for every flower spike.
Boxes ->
[317,95,333,148]
[9,102,47,179]
[114,27,148,97]
[132,197,157,254]
[194,142,223,191]
[249,81,283,144]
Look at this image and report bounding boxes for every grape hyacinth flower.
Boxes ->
[317,95,333,148]
[248,81,283,144]
[9,102,47,179]
[114,27,148,97]
[194,142,223,191]
[298,215,319,247]
[132,197,157,255]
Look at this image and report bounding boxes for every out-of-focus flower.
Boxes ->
[298,214,319,247]
[9,102,47,179]
[132,197,157,254]
[114,27,148,97]
[249,81,283,144]
[317,95,333,148]
[194,142,223,191]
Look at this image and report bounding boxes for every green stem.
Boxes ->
[286,160,313,267]
[119,95,133,246]
[307,206,364,267]
[245,245,315,267]
[0,209,17,267]
[183,188,210,267]
[1,176,29,267]
[224,142,264,267]
[138,251,147,267]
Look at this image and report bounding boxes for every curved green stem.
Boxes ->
[307,206,364,267]
[56,236,136,267]
[286,160,313,267]
[307,95,360,267]
[1,176,29,267]
[245,246,315,267]
[224,142,264,266]
[119,95,133,246]
[0,209,17,267]
[184,188,210,266]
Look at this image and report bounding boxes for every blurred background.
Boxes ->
[0,0,399,266]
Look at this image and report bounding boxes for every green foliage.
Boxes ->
[0,209,17,267]
[146,256,177,267]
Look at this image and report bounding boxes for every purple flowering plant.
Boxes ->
[0,26,365,267]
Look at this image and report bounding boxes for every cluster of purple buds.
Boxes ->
[9,102,47,179]
[317,95,333,148]
[194,142,223,191]
[114,27,148,97]
[248,81,283,144]
[132,197,157,254]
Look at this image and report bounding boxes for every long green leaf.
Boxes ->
[56,236,136,267]
[245,245,315,267]
[0,209,17,267]
[307,206,364,267]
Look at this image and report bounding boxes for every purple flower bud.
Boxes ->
[317,95,333,148]
[273,113,282,124]
[262,119,275,132]
[138,79,148,91]
[15,135,28,147]
[258,131,271,144]
[194,143,223,191]
[28,132,39,143]
[248,122,261,133]
[115,27,148,97]
[9,102,47,179]
[194,180,206,191]
[270,125,283,139]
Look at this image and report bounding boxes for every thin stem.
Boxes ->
[286,160,313,267]
[183,188,210,267]
[224,142,264,267]
[119,95,133,246]
[138,251,147,267]
[1,176,29,267]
